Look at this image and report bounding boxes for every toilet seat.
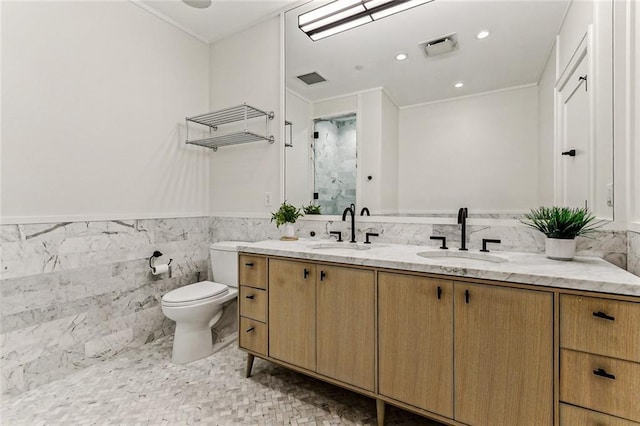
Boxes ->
[162,281,229,307]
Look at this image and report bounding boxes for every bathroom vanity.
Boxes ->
[237,240,640,426]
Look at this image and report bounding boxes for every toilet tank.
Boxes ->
[210,241,246,288]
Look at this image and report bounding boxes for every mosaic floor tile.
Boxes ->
[1,336,442,425]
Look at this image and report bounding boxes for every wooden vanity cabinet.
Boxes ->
[454,282,554,426]
[378,273,454,418]
[316,265,375,391]
[559,295,640,424]
[239,252,638,426]
[268,258,376,391]
[268,258,316,371]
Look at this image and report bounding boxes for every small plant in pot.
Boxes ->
[303,203,322,215]
[520,206,603,260]
[271,201,304,240]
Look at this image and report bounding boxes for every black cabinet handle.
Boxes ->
[437,286,442,300]
[246,327,255,333]
[593,368,615,380]
[593,311,615,321]
[303,268,310,279]
[465,289,470,304]
[245,295,255,300]
[320,270,326,281]
[245,262,254,267]
[561,149,576,157]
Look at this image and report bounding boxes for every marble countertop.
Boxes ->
[238,239,640,297]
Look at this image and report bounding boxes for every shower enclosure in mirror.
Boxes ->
[284,0,614,220]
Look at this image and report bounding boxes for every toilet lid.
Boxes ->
[162,281,228,304]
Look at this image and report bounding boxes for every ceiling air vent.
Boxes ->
[297,72,327,85]
[420,33,458,57]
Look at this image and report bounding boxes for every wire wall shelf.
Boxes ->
[185,103,275,152]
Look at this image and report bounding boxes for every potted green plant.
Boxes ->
[271,201,304,239]
[303,203,321,215]
[520,206,602,260]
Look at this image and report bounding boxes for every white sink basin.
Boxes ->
[308,241,371,251]
[417,250,508,263]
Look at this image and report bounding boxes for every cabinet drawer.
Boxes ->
[560,295,640,362]
[239,255,267,289]
[560,403,640,426]
[239,317,267,356]
[560,349,640,422]
[240,286,267,322]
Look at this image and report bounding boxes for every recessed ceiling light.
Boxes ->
[395,53,408,61]
[355,65,364,71]
[454,82,464,88]
[476,30,490,39]
[183,0,212,9]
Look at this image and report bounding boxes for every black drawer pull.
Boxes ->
[437,286,442,300]
[320,270,326,281]
[593,368,616,380]
[593,311,615,321]
[245,295,255,300]
[465,289,470,304]
[303,268,310,279]
[246,327,255,333]
[245,262,254,267]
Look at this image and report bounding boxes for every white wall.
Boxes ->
[380,91,399,214]
[358,91,382,212]
[398,86,539,213]
[633,0,640,225]
[208,17,281,215]
[284,90,311,207]
[1,1,210,223]
[538,45,557,207]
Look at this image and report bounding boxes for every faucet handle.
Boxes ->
[364,232,379,244]
[329,231,343,242]
[430,236,448,249]
[480,238,501,252]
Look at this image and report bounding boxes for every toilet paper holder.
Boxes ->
[149,251,172,271]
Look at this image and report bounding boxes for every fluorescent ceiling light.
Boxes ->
[370,0,433,20]
[476,30,490,39]
[310,16,373,41]
[299,0,435,41]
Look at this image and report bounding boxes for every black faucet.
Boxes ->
[342,203,357,243]
[457,207,468,251]
[360,207,370,216]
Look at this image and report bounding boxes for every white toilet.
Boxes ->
[161,241,244,364]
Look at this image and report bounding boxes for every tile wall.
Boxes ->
[0,215,632,397]
[628,231,640,276]
[0,218,209,396]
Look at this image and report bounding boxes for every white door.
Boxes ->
[559,54,590,209]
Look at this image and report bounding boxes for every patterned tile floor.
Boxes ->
[1,336,442,425]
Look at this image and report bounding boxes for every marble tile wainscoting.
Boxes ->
[0,217,210,397]
[211,216,629,269]
[629,231,640,276]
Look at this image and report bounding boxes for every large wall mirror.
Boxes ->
[284,0,614,219]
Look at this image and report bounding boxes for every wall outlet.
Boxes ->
[265,192,272,206]
[606,184,614,207]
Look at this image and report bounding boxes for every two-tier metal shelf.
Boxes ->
[185,103,275,151]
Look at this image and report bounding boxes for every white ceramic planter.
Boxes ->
[281,223,295,238]
[545,237,576,261]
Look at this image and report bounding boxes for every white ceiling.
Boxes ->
[286,0,570,106]
[138,0,570,106]
[138,0,299,43]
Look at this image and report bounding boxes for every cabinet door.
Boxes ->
[316,265,375,391]
[268,259,316,371]
[379,273,453,417]
[454,283,553,426]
